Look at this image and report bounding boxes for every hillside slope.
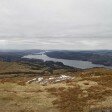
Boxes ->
[0,62,112,112]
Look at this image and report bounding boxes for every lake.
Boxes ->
[23,52,109,69]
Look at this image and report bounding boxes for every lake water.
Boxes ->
[23,52,109,69]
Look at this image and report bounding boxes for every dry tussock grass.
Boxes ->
[52,87,88,112]
[0,76,34,86]
[47,77,112,112]
[0,66,112,112]
[86,75,112,88]
[80,68,112,78]
[46,86,90,112]
[0,82,58,112]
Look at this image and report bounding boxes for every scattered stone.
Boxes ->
[26,75,74,85]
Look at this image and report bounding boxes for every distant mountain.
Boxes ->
[46,50,112,66]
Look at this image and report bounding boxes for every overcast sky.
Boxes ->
[0,0,112,50]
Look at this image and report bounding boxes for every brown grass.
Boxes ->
[86,75,112,88]
[0,62,112,112]
[49,85,112,112]
[47,86,89,112]
[0,82,58,112]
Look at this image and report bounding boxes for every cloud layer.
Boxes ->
[0,0,112,50]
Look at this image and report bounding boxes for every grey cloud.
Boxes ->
[0,0,112,50]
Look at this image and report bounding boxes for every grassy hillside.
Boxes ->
[0,61,112,112]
